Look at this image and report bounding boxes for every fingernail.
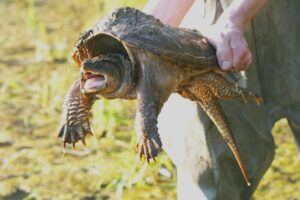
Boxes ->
[221,61,231,70]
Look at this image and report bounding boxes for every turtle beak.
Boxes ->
[80,60,106,94]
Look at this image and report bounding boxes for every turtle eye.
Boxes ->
[82,59,97,72]
[82,59,92,68]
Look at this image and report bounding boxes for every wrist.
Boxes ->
[218,0,268,31]
[217,9,246,32]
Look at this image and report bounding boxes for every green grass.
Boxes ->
[0,1,299,199]
[253,119,300,200]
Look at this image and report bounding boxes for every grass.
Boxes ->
[0,0,299,199]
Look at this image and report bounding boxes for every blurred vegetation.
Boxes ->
[0,0,299,200]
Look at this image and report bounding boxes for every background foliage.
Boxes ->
[0,0,299,199]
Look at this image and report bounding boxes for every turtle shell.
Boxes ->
[71,7,217,67]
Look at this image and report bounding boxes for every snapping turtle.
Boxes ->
[58,7,262,185]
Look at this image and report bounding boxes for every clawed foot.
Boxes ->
[58,120,93,149]
[251,95,263,105]
[58,79,97,149]
[137,133,162,163]
[239,88,264,105]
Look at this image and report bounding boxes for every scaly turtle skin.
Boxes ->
[58,7,263,186]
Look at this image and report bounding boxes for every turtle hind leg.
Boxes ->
[214,82,263,105]
[200,98,251,186]
[201,72,263,104]
[179,73,252,186]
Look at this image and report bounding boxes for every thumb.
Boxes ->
[215,41,233,71]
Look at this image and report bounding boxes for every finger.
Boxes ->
[245,53,253,66]
[216,44,233,71]
[233,50,252,71]
[229,32,251,70]
[205,28,233,71]
[232,48,251,70]
[231,65,247,72]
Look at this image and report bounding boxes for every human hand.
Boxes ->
[145,0,267,72]
[204,18,252,72]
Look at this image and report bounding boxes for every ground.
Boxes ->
[0,0,299,200]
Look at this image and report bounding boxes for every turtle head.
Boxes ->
[81,54,135,98]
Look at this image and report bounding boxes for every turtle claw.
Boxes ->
[254,96,263,105]
[58,125,65,139]
[81,138,86,146]
[58,120,92,149]
[86,131,94,136]
[137,134,162,163]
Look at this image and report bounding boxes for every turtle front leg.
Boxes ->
[135,76,175,163]
[136,92,163,163]
[58,79,98,148]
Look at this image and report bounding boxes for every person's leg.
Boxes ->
[251,0,300,155]
[157,1,276,199]
[158,93,275,200]
[287,106,300,155]
[288,119,300,154]
[158,94,216,200]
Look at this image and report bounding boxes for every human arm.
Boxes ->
[144,0,268,71]
[204,0,268,71]
[143,0,195,27]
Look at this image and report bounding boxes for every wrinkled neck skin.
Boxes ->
[130,47,186,108]
[110,55,137,100]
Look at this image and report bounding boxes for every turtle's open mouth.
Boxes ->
[82,72,106,93]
